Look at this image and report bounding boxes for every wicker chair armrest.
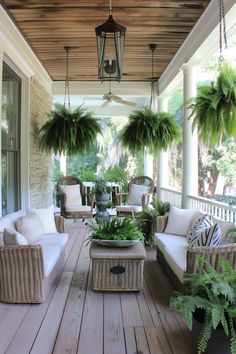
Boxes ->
[0,245,44,303]
[59,192,67,212]
[186,243,236,274]
[85,193,95,209]
[54,215,65,233]
[116,192,128,205]
[141,192,153,208]
[155,215,168,233]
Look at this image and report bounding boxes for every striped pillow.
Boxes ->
[187,214,213,244]
[189,223,221,247]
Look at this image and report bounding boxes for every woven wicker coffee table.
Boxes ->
[89,242,146,291]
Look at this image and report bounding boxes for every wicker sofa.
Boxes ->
[0,210,68,304]
[154,206,236,288]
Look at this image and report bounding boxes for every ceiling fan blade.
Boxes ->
[101,100,110,107]
[111,95,137,107]
[119,99,137,107]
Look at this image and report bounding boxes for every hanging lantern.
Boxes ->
[95,0,126,82]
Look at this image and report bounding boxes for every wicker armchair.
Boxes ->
[57,176,94,219]
[116,176,155,218]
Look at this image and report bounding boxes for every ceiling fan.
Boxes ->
[101,80,137,108]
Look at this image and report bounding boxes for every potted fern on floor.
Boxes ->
[170,257,236,354]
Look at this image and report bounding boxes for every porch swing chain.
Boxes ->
[219,0,228,63]
[64,46,71,108]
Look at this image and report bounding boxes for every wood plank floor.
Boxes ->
[0,220,192,354]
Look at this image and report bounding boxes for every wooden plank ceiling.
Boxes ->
[1,0,210,82]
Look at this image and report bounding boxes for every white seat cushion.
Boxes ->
[155,232,188,253]
[163,246,187,283]
[65,205,91,212]
[164,205,198,236]
[127,184,149,206]
[116,205,143,213]
[59,184,82,206]
[34,233,68,277]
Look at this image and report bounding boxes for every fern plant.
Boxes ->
[119,107,180,154]
[88,217,144,242]
[137,199,170,246]
[190,62,236,147]
[170,257,236,354]
[38,104,101,156]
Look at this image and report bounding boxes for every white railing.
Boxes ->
[188,195,236,223]
[159,187,236,224]
[160,187,182,207]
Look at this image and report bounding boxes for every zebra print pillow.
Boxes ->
[189,223,221,247]
[187,214,213,244]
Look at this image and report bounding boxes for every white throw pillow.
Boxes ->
[189,223,221,247]
[187,214,214,244]
[59,184,82,206]
[27,204,57,234]
[127,184,149,206]
[164,205,197,236]
[15,213,44,244]
[3,227,28,245]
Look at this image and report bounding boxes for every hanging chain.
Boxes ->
[109,0,112,15]
[219,0,227,63]
[64,46,71,108]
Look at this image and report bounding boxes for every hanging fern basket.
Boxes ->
[120,107,180,155]
[38,104,101,156]
[190,62,236,147]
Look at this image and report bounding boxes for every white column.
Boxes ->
[182,63,198,208]
[156,95,169,200]
[0,49,3,216]
[60,153,67,176]
[144,148,153,178]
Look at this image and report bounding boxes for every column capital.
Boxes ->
[181,62,198,74]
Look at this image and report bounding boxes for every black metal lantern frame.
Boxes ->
[95,1,126,82]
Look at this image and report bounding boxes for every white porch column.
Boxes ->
[60,153,67,176]
[182,63,198,208]
[156,95,169,200]
[144,148,153,178]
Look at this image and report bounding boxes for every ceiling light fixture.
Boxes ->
[95,0,126,82]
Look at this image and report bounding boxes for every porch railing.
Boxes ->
[160,187,236,224]
[188,194,236,223]
[159,187,182,207]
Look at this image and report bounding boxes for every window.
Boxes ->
[1,62,21,215]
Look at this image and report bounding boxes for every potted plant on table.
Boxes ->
[170,257,236,354]
[92,178,111,211]
[88,217,144,247]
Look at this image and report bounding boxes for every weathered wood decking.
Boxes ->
[0,220,191,354]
